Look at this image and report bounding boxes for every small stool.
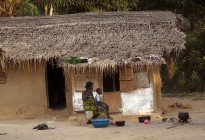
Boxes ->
[75,111,87,126]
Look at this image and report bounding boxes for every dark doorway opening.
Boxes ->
[103,72,120,92]
[46,61,66,109]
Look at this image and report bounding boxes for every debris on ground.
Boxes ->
[162,118,168,123]
[167,117,180,124]
[0,133,7,135]
[33,123,55,130]
[166,117,193,129]
[192,97,205,100]
[168,102,192,109]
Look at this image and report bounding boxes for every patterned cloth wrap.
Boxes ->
[83,96,107,119]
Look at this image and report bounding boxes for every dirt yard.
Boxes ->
[1,96,205,140]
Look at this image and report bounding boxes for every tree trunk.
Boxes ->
[44,4,48,16]
[8,3,14,17]
[49,3,53,16]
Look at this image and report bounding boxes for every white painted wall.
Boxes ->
[73,88,154,115]
[73,91,83,111]
[121,88,154,115]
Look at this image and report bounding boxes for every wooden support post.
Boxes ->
[75,111,87,126]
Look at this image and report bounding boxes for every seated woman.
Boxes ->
[95,88,110,119]
[82,82,107,122]
[82,81,99,120]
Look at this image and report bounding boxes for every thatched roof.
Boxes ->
[0,48,5,70]
[0,48,3,58]
[0,11,185,69]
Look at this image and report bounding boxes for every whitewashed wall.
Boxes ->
[73,88,154,115]
[121,88,154,115]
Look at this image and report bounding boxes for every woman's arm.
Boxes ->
[82,90,91,101]
[82,91,86,101]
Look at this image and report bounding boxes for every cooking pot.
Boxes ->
[178,112,189,123]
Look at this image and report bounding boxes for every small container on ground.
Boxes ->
[138,116,151,123]
[116,121,126,127]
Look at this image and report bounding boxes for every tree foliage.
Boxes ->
[19,0,39,16]
[32,0,72,15]
[55,0,139,14]
[168,28,205,92]
[0,0,21,17]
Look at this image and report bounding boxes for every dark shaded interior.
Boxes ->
[46,62,66,109]
[103,73,120,92]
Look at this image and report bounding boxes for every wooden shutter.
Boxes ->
[134,72,150,88]
[119,66,134,91]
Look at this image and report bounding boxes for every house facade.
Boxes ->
[0,11,186,118]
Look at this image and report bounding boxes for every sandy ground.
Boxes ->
[1,96,205,140]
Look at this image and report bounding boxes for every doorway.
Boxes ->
[46,61,66,109]
[103,72,122,113]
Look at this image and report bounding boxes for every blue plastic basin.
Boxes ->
[91,119,109,128]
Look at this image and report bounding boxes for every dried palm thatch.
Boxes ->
[0,48,3,58]
[0,11,186,71]
[0,48,5,70]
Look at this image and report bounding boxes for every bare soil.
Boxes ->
[1,96,205,140]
